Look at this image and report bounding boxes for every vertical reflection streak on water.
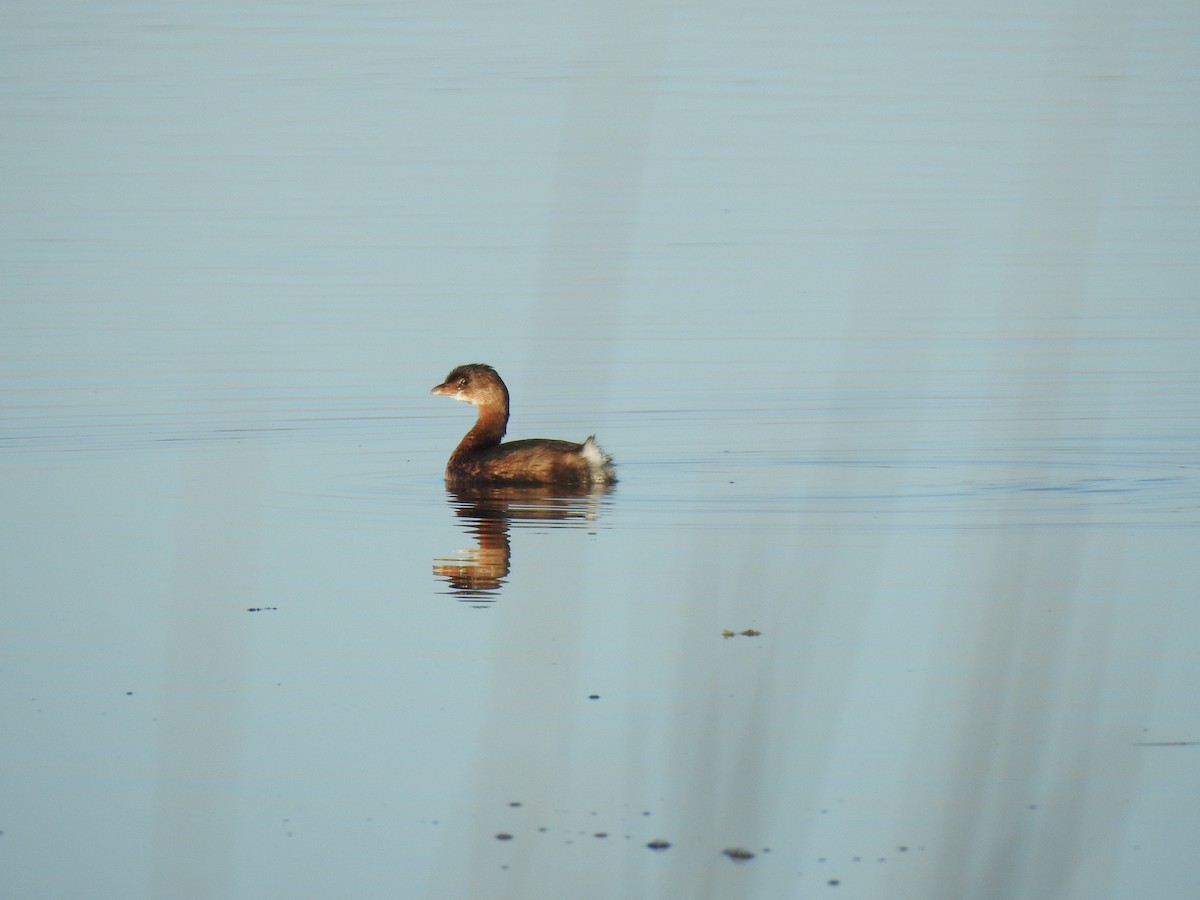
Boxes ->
[446,2,665,898]
[708,233,961,881]
[152,443,261,898]
[435,485,616,898]
[923,4,1141,898]
[522,0,665,396]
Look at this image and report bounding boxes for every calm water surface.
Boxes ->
[2,3,1199,899]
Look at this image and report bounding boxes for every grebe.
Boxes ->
[431,363,615,487]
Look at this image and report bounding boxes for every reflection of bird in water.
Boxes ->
[434,503,511,597]
[433,484,613,602]
[431,364,615,486]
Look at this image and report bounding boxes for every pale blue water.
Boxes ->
[3,2,1199,899]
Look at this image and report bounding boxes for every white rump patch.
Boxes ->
[581,436,616,484]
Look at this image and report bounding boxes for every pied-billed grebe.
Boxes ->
[431,363,616,486]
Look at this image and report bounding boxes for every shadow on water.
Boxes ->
[433,483,615,603]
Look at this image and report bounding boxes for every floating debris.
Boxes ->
[246,607,278,613]
[722,629,762,639]
[646,839,671,851]
[723,847,755,862]
[495,833,513,841]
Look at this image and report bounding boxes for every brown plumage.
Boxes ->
[431,363,616,487]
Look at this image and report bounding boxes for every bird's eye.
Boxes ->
[458,378,468,388]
